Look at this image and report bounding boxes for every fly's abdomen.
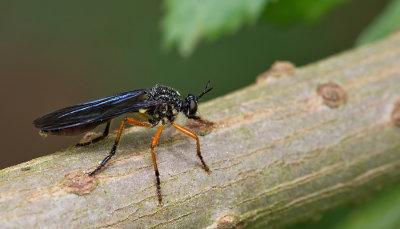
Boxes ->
[39,121,105,136]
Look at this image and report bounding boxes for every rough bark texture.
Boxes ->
[1,34,400,229]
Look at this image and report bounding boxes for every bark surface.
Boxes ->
[1,34,400,229]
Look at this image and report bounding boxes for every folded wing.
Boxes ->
[33,89,156,131]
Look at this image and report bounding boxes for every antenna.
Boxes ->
[197,80,213,101]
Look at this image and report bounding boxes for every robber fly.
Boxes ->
[33,81,213,204]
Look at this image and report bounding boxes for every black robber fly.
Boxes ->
[33,81,213,204]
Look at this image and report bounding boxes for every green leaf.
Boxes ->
[333,182,400,229]
[162,0,267,57]
[356,0,400,46]
[262,0,349,25]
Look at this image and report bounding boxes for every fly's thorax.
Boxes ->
[146,85,184,125]
[148,102,180,125]
[148,85,182,105]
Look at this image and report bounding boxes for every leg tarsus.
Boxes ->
[88,144,117,176]
[155,170,163,205]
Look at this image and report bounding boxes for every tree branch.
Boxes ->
[1,34,400,228]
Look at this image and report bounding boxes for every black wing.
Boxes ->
[33,89,157,131]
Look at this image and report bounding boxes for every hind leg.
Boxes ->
[76,121,111,146]
[88,117,152,175]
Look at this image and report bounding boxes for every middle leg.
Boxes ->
[150,124,165,205]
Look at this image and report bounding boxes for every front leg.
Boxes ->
[172,123,210,173]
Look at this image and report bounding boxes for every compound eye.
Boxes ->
[189,99,198,115]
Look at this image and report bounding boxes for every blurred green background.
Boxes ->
[1,0,400,228]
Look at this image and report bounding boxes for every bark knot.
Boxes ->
[317,82,347,108]
[391,98,400,126]
[208,213,239,229]
[62,170,98,195]
[256,61,296,83]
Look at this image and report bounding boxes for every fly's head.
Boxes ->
[182,81,212,120]
[183,94,198,119]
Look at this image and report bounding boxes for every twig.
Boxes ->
[1,33,400,229]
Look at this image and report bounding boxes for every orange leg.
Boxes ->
[151,125,164,205]
[88,117,152,176]
[172,123,210,173]
[138,113,151,121]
